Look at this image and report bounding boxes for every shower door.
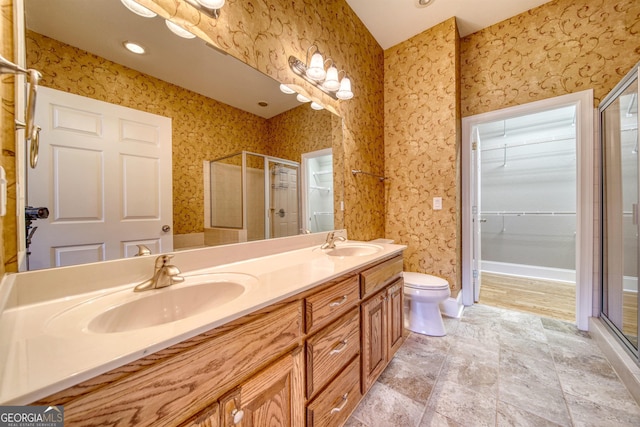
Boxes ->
[601,63,639,356]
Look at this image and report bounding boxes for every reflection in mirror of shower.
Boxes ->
[306,154,334,233]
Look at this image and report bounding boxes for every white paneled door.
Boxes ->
[269,162,299,238]
[27,87,172,270]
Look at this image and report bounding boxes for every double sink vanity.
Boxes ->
[0,231,406,426]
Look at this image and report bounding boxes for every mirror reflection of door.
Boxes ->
[27,87,173,270]
[269,162,299,238]
[301,148,334,233]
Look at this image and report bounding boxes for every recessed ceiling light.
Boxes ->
[123,41,146,55]
[416,0,434,8]
[258,101,268,107]
[120,0,157,18]
[165,20,196,39]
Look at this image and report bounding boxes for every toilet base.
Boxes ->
[404,301,447,337]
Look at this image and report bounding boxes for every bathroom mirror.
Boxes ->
[21,0,344,270]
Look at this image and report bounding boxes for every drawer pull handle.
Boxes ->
[329,295,348,307]
[330,340,348,355]
[330,393,349,414]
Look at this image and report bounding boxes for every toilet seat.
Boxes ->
[403,272,449,290]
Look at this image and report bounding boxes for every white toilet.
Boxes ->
[403,272,450,336]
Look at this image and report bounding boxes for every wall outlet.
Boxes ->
[433,197,442,210]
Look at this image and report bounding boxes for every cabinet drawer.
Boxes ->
[360,255,403,298]
[306,357,361,427]
[306,308,360,398]
[305,275,359,333]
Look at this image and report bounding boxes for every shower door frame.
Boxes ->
[599,63,640,358]
[461,89,595,331]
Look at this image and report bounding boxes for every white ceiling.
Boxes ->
[345,0,554,49]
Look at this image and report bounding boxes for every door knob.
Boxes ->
[162,225,171,232]
[277,208,285,218]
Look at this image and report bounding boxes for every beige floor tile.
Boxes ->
[496,400,568,427]
[565,393,640,427]
[349,382,425,427]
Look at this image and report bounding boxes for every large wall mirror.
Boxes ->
[20,0,344,271]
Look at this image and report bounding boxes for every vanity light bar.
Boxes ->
[288,56,340,100]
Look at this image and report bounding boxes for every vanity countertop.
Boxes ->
[0,237,405,405]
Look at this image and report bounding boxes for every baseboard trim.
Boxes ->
[589,317,640,406]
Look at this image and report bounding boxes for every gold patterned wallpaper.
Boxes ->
[461,0,640,116]
[26,31,342,237]
[384,18,461,292]
[140,0,386,241]
[1,0,14,274]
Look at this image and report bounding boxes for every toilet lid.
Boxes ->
[403,272,449,290]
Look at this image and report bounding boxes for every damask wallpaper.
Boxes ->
[1,0,14,273]
[139,0,386,241]
[384,18,461,292]
[461,0,640,116]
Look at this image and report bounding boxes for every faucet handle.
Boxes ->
[134,244,152,256]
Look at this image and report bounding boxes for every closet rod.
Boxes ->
[482,211,576,216]
[480,136,574,152]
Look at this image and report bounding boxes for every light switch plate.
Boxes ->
[433,197,442,210]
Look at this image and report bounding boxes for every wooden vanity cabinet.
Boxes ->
[360,256,405,394]
[36,252,406,427]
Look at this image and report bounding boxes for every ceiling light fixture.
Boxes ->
[123,41,146,54]
[120,0,157,17]
[279,84,296,94]
[288,44,354,100]
[165,20,197,39]
[310,102,324,111]
[416,0,434,8]
[296,94,310,103]
[185,0,224,19]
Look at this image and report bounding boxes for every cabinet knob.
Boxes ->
[231,408,244,424]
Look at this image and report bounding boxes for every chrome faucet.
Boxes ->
[134,255,184,292]
[320,231,346,249]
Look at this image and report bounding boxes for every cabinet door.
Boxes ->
[361,291,387,393]
[387,279,405,358]
[186,403,220,427]
[220,349,304,427]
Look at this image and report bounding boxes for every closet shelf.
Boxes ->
[310,185,331,192]
[313,212,334,216]
[482,211,576,216]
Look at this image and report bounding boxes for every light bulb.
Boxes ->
[310,102,324,111]
[306,52,326,81]
[165,20,196,39]
[336,76,353,100]
[279,84,296,94]
[322,66,340,91]
[123,41,146,54]
[296,94,310,103]
[196,0,225,8]
[120,0,157,18]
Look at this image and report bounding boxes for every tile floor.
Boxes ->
[345,304,640,427]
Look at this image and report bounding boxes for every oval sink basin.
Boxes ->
[89,281,245,333]
[46,273,257,335]
[325,243,383,257]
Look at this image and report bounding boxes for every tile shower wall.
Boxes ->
[384,18,462,292]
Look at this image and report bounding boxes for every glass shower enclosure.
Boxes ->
[600,61,639,358]
[209,151,300,243]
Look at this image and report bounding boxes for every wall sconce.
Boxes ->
[288,45,354,100]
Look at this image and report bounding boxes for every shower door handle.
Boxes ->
[633,204,638,226]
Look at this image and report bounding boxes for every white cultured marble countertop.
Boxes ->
[0,238,405,405]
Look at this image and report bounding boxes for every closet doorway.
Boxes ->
[462,90,594,330]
